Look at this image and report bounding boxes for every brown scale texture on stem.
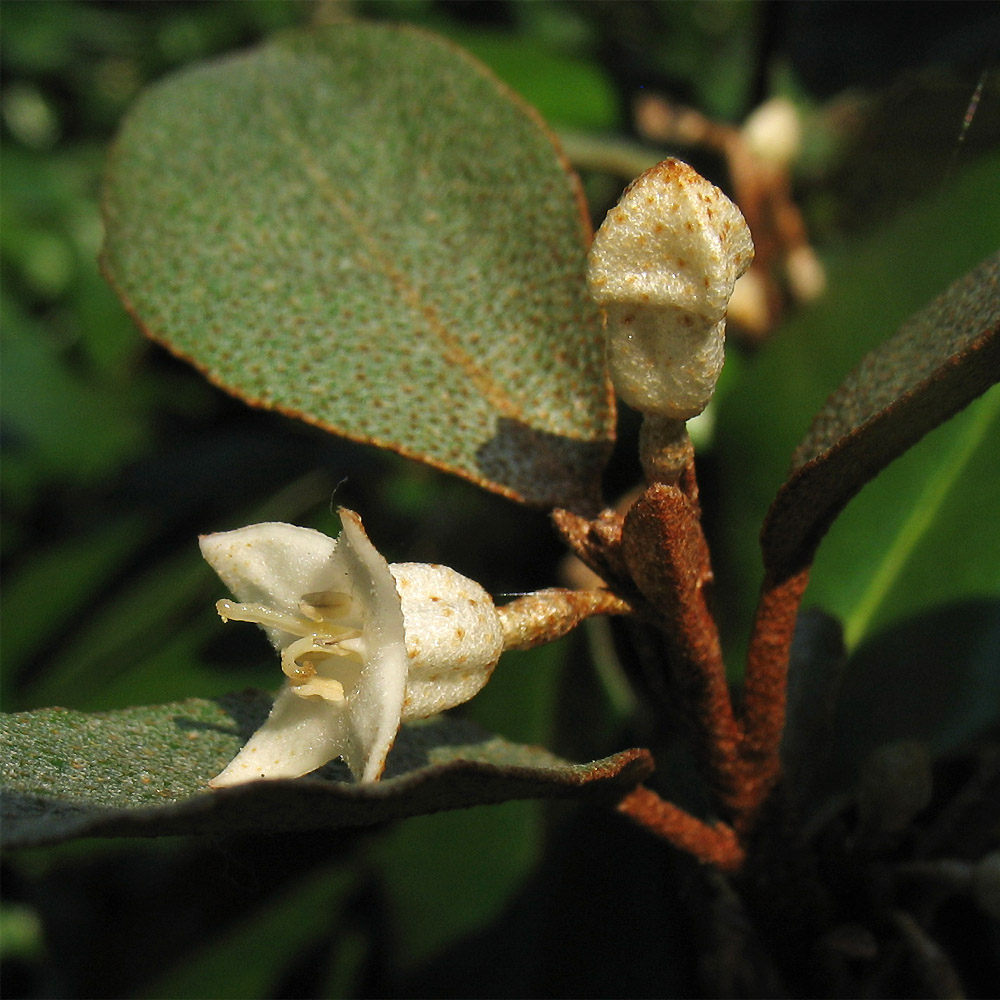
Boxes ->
[736,567,811,826]
[497,588,633,652]
[622,484,744,812]
[617,786,745,873]
[552,506,631,590]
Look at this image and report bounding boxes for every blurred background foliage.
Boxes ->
[2,1,998,996]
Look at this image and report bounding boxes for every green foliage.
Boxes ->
[831,600,1000,776]
[715,156,1000,657]
[439,28,621,131]
[101,23,613,509]
[762,251,999,581]
[0,694,650,849]
[3,2,1000,997]
[810,389,999,650]
[142,863,359,1000]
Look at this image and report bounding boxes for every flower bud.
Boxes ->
[742,96,802,169]
[587,158,753,420]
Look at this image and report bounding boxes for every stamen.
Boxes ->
[281,637,321,680]
[299,590,353,621]
[280,632,365,680]
[216,599,310,635]
[216,595,364,701]
[291,675,347,703]
[216,599,361,640]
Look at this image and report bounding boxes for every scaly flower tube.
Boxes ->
[201,508,504,786]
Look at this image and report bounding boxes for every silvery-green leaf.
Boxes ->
[100,24,613,510]
[0,693,652,848]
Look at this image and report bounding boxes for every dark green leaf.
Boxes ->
[142,865,359,1000]
[0,293,147,483]
[371,800,543,973]
[440,29,621,131]
[762,252,1000,580]
[780,608,847,802]
[829,599,1000,786]
[805,386,1000,649]
[100,23,613,509]
[371,638,569,971]
[0,693,652,848]
[715,158,1000,658]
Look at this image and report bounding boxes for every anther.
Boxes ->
[299,590,353,621]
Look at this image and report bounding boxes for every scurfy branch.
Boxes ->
[617,785,745,873]
[737,566,812,828]
[621,485,745,814]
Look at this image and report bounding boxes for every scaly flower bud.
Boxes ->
[587,158,754,421]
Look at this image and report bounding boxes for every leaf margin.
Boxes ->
[761,252,1000,581]
[98,21,616,512]
[0,693,653,849]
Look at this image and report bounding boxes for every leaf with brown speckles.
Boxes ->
[100,24,613,510]
[762,252,1000,580]
[0,694,652,848]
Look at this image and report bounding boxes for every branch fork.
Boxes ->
[560,466,810,869]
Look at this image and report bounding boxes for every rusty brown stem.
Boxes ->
[639,415,696,492]
[497,588,633,653]
[617,785,746,873]
[552,506,632,592]
[622,485,744,813]
[737,567,812,826]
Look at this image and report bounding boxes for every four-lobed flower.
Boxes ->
[201,508,503,786]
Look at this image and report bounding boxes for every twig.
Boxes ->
[622,484,744,813]
[737,567,811,828]
[497,588,633,652]
[552,506,631,592]
[617,785,745,873]
[639,415,699,499]
[555,128,662,181]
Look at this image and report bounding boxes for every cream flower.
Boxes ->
[200,508,503,786]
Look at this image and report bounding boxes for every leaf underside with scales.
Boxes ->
[0,694,653,848]
[762,252,1000,579]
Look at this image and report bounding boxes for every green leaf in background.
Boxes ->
[807,385,1000,650]
[829,599,1000,779]
[0,694,652,849]
[762,252,1000,583]
[372,800,543,975]
[371,636,569,973]
[0,294,147,486]
[100,23,614,510]
[142,863,360,1000]
[714,155,1000,657]
[0,516,148,706]
[441,29,620,132]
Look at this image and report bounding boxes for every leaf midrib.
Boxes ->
[261,88,526,425]
[844,386,1000,648]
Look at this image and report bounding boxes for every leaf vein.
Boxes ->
[261,91,524,425]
